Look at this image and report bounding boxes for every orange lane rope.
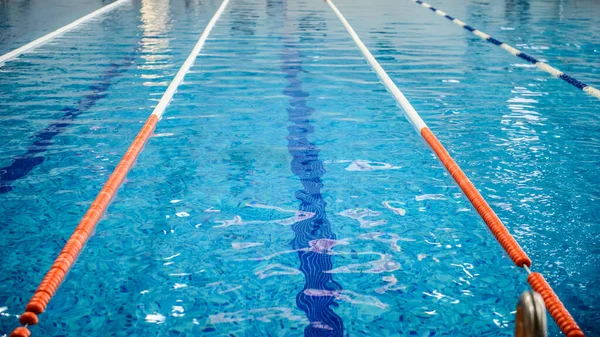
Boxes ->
[420,128,531,267]
[528,272,585,337]
[420,129,585,337]
[422,127,585,336]
[325,0,586,335]
[9,115,159,337]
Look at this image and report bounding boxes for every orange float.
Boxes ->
[528,273,585,337]
[9,115,159,337]
[421,127,531,266]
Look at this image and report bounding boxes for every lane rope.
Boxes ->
[409,0,600,101]
[0,0,131,67]
[324,1,585,336]
[8,1,230,336]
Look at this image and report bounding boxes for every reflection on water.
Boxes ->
[138,0,172,81]
[504,0,531,24]
[338,208,388,228]
[210,307,307,325]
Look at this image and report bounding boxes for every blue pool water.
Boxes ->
[1,0,599,336]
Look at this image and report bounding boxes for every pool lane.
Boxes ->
[6,0,230,333]
[324,2,587,336]
[0,57,133,194]
[0,0,218,196]
[0,1,222,335]
[0,1,140,192]
[280,1,344,335]
[82,0,526,336]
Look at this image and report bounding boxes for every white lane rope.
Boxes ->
[0,0,131,66]
[325,0,427,131]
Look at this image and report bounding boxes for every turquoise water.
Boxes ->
[0,0,598,336]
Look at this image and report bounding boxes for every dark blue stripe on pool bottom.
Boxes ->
[517,52,539,64]
[281,26,344,337]
[0,58,133,194]
[487,37,503,46]
[560,73,587,90]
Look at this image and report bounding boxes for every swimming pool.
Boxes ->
[0,0,598,336]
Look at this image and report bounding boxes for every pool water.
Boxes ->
[0,0,599,336]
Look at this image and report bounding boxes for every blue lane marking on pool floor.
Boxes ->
[0,57,134,194]
[280,8,344,337]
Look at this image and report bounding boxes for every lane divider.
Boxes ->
[409,0,600,101]
[528,271,584,337]
[0,0,131,67]
[324,1,585,336]
[8,0,230,336]
[421,128,530,267]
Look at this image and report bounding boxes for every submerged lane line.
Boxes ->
[410,0,600,101]
[325,1,585,336]
[0,0,130,67]
[8,1,230,336]
[0,56,135,194]
[280,9,345,336]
